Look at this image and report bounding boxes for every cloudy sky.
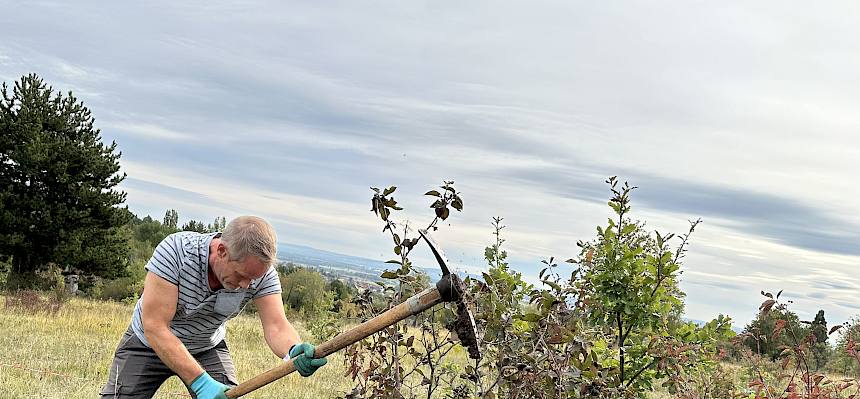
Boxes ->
[2,1,859,328]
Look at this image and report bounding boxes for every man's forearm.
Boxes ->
[146,328,204,383]
[265,321,302,359]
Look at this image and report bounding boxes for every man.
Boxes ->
[101,216,327,399]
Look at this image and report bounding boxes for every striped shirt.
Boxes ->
[130,232,282,353]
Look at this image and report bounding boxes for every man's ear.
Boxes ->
[217,242,228,258]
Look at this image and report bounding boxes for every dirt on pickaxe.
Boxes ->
[225,229,481,398]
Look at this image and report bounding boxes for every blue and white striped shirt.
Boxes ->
[131,232,282,353]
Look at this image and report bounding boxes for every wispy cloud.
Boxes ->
[106,123,193,141]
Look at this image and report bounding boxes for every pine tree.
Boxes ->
[181,219,209,233]
[811,309,830,371]
[812,310,828,344]
[0,74,130,282]
[163,209,179,232]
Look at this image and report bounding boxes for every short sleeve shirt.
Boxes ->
[130,232,281,353]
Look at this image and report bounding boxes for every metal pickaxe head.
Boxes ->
[418,229,481,360]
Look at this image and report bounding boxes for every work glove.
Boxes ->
[285,342,328,377]
[190,371,229,399]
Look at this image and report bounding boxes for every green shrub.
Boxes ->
[280,268,334,314]
[828,317,860,377]
[346,180,732,399]
[306,311,342,342]
[100,277,143,301]
[85,278,104,299]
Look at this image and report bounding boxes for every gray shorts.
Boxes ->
[100,327,238,399]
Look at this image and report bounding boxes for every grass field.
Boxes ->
[0,295,354,399]
[2,294,796,399]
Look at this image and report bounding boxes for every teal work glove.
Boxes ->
[286,342,328,377]
[190,371,228,399]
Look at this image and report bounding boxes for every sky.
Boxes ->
[1,1,859,329]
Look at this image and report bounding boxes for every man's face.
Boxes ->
[214,244,268,289]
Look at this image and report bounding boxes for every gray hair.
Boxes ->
[220,216,278,266]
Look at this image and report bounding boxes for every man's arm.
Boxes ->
[141,272,205,384]
[254,293,301,358]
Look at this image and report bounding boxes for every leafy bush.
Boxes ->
[828,317,860,377]
[342,178,731,399]
[736,292,856,399]
[99,277,144,301]
[573,178,734,396]
[84,278,104,299]
[343,182,466,399]
[306,311,343,342]
[742,303,810,361]
[280,268,334,315]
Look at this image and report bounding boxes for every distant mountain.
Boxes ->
[278,243,391,272]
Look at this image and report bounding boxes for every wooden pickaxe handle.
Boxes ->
[225,287,443,398]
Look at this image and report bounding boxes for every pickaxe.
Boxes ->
[225,229,481,398]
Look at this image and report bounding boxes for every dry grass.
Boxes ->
[9,293,817,398]
[0,295,353,399]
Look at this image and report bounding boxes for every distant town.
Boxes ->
[276,242,393,293]
[276,242,451,294]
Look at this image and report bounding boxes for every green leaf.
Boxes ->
[621,223,636,236]
[660,251,673,264]
[381,271,398,279]
[542,279,561,291]
[519,313,543,322]
[425,190,441,197]
[383,186,396,196]
[451,198,463,211]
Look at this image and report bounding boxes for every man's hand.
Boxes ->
[286,343,327,377]
[190,371,229,399]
